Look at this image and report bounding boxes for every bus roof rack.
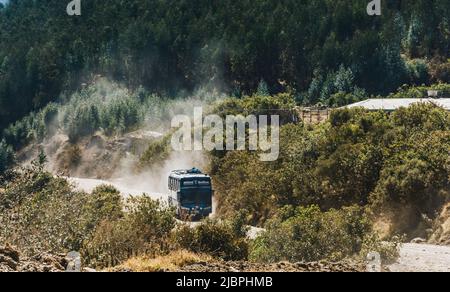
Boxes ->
[171,168,204,176]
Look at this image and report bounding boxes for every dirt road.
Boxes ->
[388,243,450,272]
[67,177,166,201]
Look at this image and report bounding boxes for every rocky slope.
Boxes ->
[0,246,66,272]
[175,260,365,272]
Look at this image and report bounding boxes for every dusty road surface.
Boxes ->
[67,177,166,201]
[388,243,450,272]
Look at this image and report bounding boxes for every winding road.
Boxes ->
[66,177,166,200]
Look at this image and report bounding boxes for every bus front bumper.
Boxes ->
[180,206,212,218]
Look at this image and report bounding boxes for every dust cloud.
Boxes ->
[22,78,223,199]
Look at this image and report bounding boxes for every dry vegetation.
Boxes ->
[110,250,214,272]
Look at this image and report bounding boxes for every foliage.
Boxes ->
[1,0,449,132]
[387,83,450,99]
[306,66,366,106]
[0,161,89,254]
[173,216,249,261]
[211,94,450,238]
[0,158,176,268]
[139,134,172,168]
[249,205,371,263]
[81,195,175,268]
[360,233,403,264]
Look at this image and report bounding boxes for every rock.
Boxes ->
[411,238,427,244]
[228,266,240,272]
[0,254,18,270]
[0,245,20,271]
[0,246,66,272]
[0,245,20,262]
[175,260,364,272]
[65,251,81,272]
[83,267,97,273]
[34,253,66,270]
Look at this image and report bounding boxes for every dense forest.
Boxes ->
[0,0,449,133]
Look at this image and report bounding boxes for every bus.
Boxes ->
[168,168,213,219]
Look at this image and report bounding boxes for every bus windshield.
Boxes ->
[180,189,212,207]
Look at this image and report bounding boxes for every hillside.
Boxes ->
[0,0,449,132]
[0,1,449,273]
[0,84,449,271]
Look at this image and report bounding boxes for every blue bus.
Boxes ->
[168,168,213,219]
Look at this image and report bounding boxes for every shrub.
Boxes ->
[0,161,89,254]
[406,59,429,85]
[249,205,371,263]
[81,185,124,231]
[212,93,296,124]
[139,134,172,167]
[429,58,450,83]
[360,233,403,264]
[173,217,249,261]
[82,196,175,268]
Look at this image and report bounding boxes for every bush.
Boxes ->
[360,233,403,264]
[139,134,172,167]
[388,83,450,99]
[0,162,89,254]
[249,205,371,263]
[429,58,450,83]
[81,185,124,231]
[213,93,297,124]
[82,196,175,268]
[173,217,249,261]
[406,59,429,85]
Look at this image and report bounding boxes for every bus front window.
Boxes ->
[180,190,212,207]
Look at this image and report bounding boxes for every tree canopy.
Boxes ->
[0,0,449,131]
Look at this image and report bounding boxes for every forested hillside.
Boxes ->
[1,1,450,271]
[0,0,449,132]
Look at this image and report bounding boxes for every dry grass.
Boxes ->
[110,250,214,272]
